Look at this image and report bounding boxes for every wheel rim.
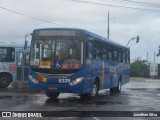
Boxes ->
[92,84,97,96]
[118,81,121,91]
[0,77,7,84]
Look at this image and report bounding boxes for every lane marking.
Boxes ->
[92,117,101,120]
[58,117,77,120]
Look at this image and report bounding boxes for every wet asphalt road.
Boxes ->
[0,78,160,120]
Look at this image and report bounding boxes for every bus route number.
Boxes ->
[59,78,70,84]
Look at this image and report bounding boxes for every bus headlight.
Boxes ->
[29,75,39,84]
[69,77,84,86]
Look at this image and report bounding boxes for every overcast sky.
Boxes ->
[0,0,160,63]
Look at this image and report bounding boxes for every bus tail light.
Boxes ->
[10,64,15,72]
[37,74,47,82]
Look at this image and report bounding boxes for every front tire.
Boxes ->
[81,81,99,99]
[45,92,60,99]
[91,81,99,97]
[0,75,11,88]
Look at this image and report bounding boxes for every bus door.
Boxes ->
[16,51,29,83]
[23,51,30,81]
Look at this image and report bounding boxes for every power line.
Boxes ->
[0,6,67,26]
[71,0,160,11]
[113,0,160,7]
[99,0,160,7]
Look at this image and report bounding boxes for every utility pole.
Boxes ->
[107,11,109,39]
[147,52,148,63]
[107,11,115,39]
[154,52,156,63]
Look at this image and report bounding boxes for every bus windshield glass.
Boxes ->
[30,38,82,69]
[0,47,14,62]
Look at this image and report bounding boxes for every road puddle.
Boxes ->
[0,94,31,109]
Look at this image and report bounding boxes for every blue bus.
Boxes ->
[0,42,30,88]
[28,28,130,99]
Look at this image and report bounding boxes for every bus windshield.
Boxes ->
[30,38,82,69]
[0,47,14,62]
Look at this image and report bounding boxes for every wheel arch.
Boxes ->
[95,76,100,89]
[0,72,13,82]
[118,75,122,84]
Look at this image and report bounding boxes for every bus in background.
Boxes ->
[28,28,130,99]
[0,42,30,88]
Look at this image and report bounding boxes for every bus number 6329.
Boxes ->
[59,79,70,84]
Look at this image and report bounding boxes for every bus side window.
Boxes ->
[126,50,130,63]
[124,50,130,63]
[120,49,123,62]
[108,44,112,61]
[111,45,115,61]
[100,42,107,60]
[113,48,118,62]
[94,40,100,59]
[122,49,126,63]
[117,48,121,62]
[128,50,130,63]
[86,35,93,59]
[5,48,15,62]
[11,49,15,61]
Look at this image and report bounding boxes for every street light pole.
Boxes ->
[107,11,109,39]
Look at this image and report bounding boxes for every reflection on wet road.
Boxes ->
[0,78,160,111]
[0,78,160,119]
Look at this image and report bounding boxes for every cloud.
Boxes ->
[0,0,160,63]
[151,18,160,31]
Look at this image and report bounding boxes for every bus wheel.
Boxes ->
[0,75,11,88]
[110,78,121,93]
[45,92,60,99]
[81,81,99,99]
[91,81,99,97]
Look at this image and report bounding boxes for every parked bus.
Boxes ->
[28,28,130,99]
[0,42,30,88]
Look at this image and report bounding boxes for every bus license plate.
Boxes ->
[48,87,57,91]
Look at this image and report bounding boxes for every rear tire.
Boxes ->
[45,92,60,99]
[110,78,121,93]
[0,75,11,88]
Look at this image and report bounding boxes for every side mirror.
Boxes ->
[24,33,32,49]
[24,40,28,49]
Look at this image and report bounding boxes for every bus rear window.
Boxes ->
[0,47,15,62]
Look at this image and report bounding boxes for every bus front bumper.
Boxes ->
[29,79,85,94]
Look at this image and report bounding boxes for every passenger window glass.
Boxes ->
[24,53,30,66]
[94,40,100,59]
[0,48,15,62]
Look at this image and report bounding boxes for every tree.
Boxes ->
[131,59,150,78]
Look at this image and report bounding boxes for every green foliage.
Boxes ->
[131,59,150,78]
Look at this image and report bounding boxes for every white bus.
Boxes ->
[0,42,30,88]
